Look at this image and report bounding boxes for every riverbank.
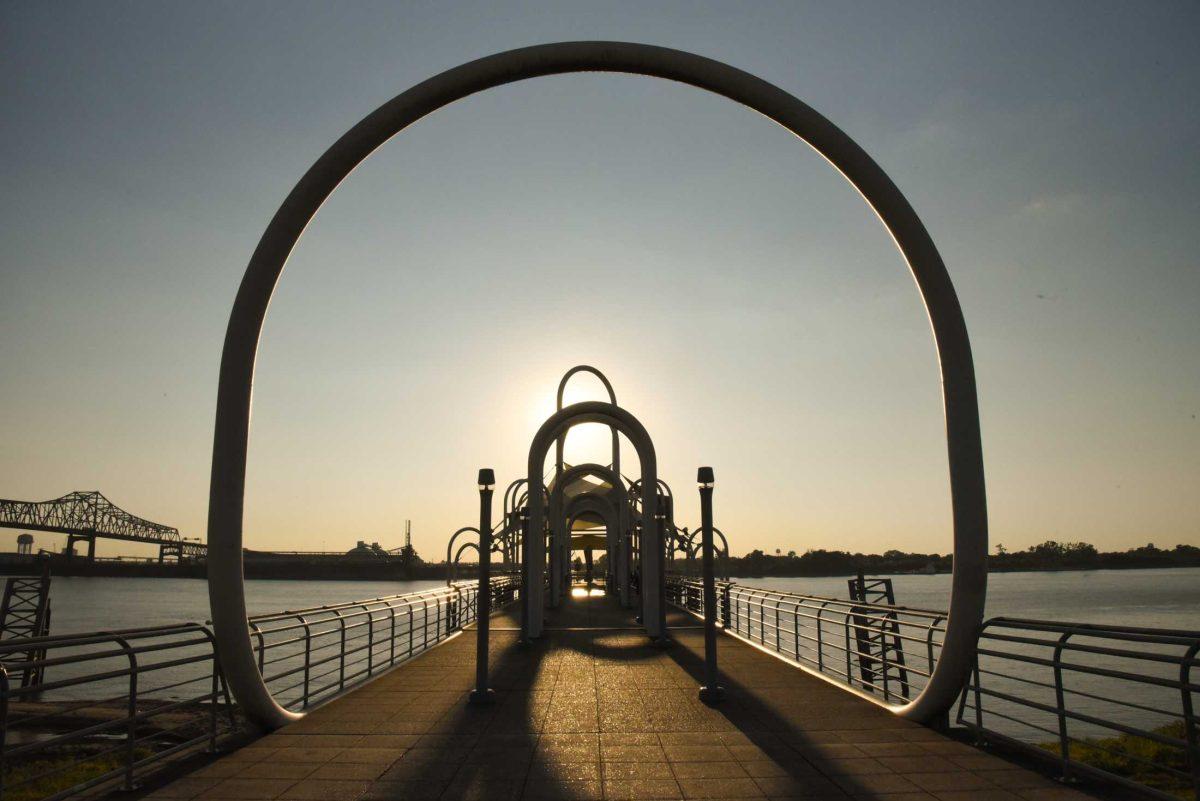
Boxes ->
[0,552,448,581]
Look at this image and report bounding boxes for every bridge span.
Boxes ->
[0,490,205,562]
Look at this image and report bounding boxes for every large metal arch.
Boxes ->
[526,402,660,641]
[207,40,987,730]
[555,366,621,480]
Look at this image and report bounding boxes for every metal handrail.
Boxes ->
[0,575,521,800]
[957,616,1200,801]
[668,575,1199,801]
[665,576,943,704]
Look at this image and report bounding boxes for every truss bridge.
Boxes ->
[0,490,205,562]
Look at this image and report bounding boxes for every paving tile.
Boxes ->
[605,762,677,780]
[198,777,297,799]
[677,777,764,798]
[832,773,922,795]
[752,775,846,798]
[906,772,997,792]
[523,778,604,800]
[974,769,1060,789]
[877,756,959,774]
[279,779,372,800]
[933,792,1025,801]
[603,778,684,800]
[146,777,224,798]
[1014,790,1098,801]
[817,758,893,776]
[230,763,322,781]
[310,762,391,780]
[528,761,602,782]
[605,744,669,762]
[360,779,448,800]
[663,744,735,762]
[670,761,750,779]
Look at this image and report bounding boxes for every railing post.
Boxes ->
[208,644,220,752]
[389,606,397,667]
[881,621,892,701]
[334,610,348,692]
[793,604,801,661]
[928,616,943,679]
[1181,642,1199,801]
[721,583,731,629]
[407,605,414,660]
[113,634,138,791]
[293,616,310,706]
[250,622,265,675]
[696,467,724,704]
[367,607,376,677]
[816,601,829,672]
[1,666,10,799]
[1053,632,1073,783]
[972,652,984,745]
[844,617,853,689]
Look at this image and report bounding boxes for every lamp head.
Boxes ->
[697,466,715,489]
[477,468,495,491]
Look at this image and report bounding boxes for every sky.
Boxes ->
[2,1,1197,566]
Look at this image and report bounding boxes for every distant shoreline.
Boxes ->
[1,554,1197,581]
[730,563,1200,580]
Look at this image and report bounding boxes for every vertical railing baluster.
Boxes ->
[1,666,11,799]
[793,604,800,661]
[300,616,312,707]
[113,635,138,791]
[1179,642,1199,801]
[335,610,348,692]
[972,652,984,745]
[844,617,852,688]
[816,603,827,672]
[367,608,376,677]
[1053,632,1072,782]
[208,645,219,752]
[390,606,398,667]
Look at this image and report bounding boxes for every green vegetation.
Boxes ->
[724,542,1200,577]
[1041,721,1194,800]
[1,748,150,801]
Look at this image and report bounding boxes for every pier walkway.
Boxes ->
[154,589,1095,801]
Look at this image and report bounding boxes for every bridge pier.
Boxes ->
[66,533,96,562]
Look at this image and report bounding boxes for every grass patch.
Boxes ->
[1,747,151,801]
[1042,721,1194,800]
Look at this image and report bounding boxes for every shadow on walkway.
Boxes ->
[160,587,1086,801]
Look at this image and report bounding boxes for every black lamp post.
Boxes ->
[654,506,670,645]
[470,468,496,704]
[697,466,724,703]
[518,507,531,645]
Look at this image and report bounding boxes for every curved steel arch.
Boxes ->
[526,401,661,640]
[556,366,621,480]
[207,40,987,730]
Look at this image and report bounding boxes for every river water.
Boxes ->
[19,569,1200,744]
[38,567,1200,632]
[736,567,1200,629]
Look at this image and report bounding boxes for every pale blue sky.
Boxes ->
[2,1,1197,564]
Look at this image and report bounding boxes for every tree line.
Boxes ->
[720,541,1200,577]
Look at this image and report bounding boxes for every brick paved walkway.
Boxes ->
[149,588,1097,801]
